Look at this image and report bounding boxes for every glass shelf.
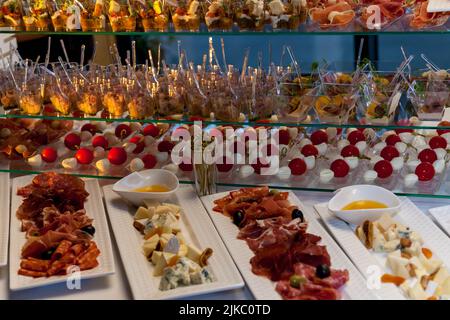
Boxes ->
[1,30,450,36]
[1,111,449,131]
[2,165,450,199]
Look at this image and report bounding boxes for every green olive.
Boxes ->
[269,189,279,196]
[289,275,306,288]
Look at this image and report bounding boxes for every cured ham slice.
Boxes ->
[360,0,404,28]
[275,263,349,300]
[276,281,341,300]
[213,187,349,299]
[16,173,100,278]
[410,1,449,29]
[309,1,355,28]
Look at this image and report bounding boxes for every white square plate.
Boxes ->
[102,184,244,300]
[9,175,115,290]
[315,198,450,300]
[0,171,10,266]
[429,205,450,236]
[201,190,377,300]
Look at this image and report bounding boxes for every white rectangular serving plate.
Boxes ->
[0,171,10,266]
[315,198,450,300]
[103,184,244,300]
[201,191,377,300]
[429,205,450,236]
[10,175,115,290]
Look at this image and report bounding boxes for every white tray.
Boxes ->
[10,175,115,290]
[102,184,244,300]
[315,198,450,300]
[0,171,10,266]
[429,205,450,236]
[201,191,377,300]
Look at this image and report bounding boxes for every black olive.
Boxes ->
[291,208,304,222]
[41,247,56,260]
[233,210,245,227]
[316,264,331,279]
[81,225,96,236]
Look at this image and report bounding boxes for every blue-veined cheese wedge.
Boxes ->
[164,236,180,254]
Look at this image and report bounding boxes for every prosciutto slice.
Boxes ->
[275,263,349,300]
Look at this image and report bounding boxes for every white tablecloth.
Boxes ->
[1,186,449,300]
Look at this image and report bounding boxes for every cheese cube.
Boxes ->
[142,234,160,258]
[408,281,428,300]
[436,277,450,296]
[377,214,397,232]
[133,218,149,234]
[134,206,151,220]
[151,251,163,265]
[419,253,442,274]
[432,267,449,285]
[144,199,160,209]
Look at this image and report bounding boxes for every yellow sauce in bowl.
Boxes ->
[341,200,388,211]
[133,184,170,192]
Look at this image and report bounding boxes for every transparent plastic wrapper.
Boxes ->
[79,0,106,31]
[0,0,24,29]
[133,0,168,31]
[108,0,136,31]
[234,0,266,31]
[267,0,306,31]
[170,0,202,31]
[22,0,51,31]
[204,0,233,31]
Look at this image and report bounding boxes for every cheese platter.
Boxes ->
[315,198,450,300]
[102,184,244,299]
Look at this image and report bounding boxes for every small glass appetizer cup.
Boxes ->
[234,0,266,31]
[170,0,202,32]
[19,83,43,115]
[204,0,234,32]
[76,82,101,116]
[267,0,306,31]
